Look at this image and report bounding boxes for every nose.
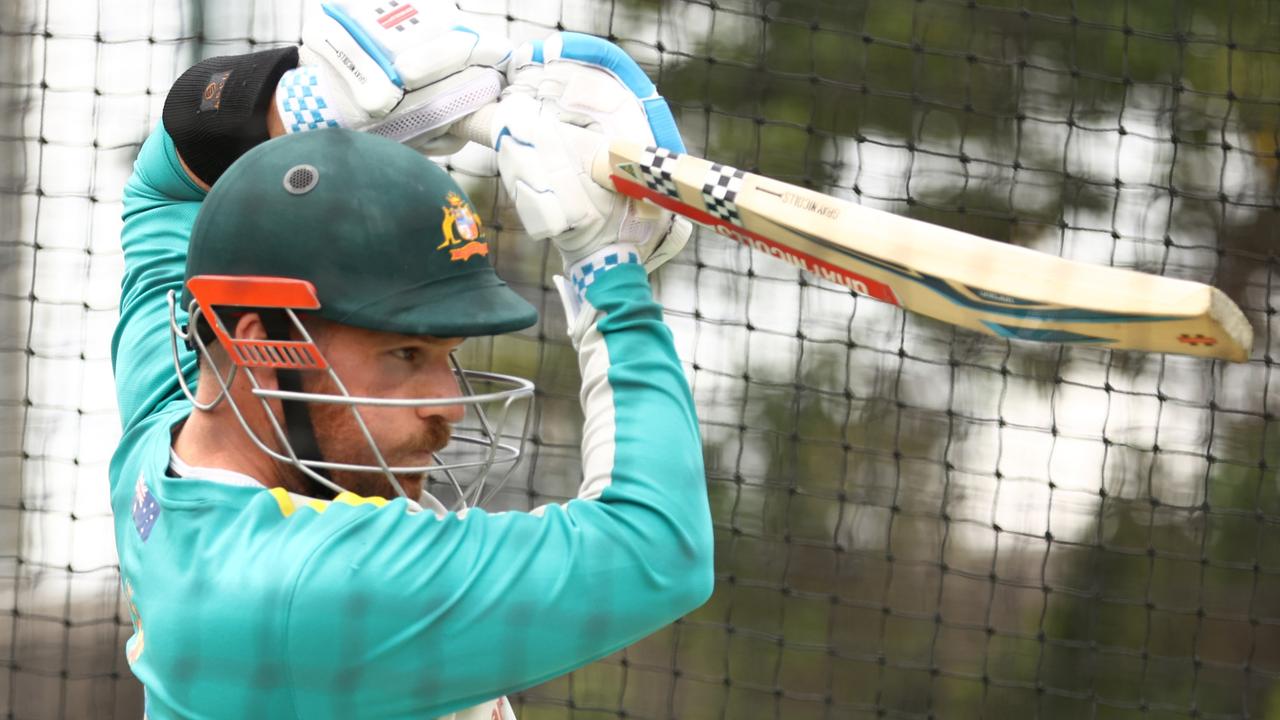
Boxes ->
[415,357,466,424]
[425,399,466,425]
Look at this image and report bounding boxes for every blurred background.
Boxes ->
[2,0,1278,717]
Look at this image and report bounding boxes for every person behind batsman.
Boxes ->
[108,2,711,717]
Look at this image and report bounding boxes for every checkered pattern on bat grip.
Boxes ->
[702,163,746,224]
[639,146,681,200]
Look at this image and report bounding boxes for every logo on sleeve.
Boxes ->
[438,192,489,262]
[132,475,160,541]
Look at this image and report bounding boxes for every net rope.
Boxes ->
[1,0,1278,717]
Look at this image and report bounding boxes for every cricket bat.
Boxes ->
[452,106,1253,363]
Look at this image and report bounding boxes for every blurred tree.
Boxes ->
[571,0,1280,716]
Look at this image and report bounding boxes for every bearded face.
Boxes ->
[303,370,455,500]
[267,320,467,502]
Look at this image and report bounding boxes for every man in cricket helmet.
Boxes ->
[169,128,537,514]
[110,0,712,714]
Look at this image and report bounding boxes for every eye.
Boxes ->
[391,347,420,363]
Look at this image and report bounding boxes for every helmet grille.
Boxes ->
[283,164,319,195]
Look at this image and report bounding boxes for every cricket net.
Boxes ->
[2,0,1278,718]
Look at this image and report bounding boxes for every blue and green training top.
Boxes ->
[109,126,714,719]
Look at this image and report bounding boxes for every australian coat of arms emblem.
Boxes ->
[439,192,489,262]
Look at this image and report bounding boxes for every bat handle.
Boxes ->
[448,103,615,189]
[449,103,499,148]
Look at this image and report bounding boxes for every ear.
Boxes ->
[232,312,269,342]
[233,313,280,393]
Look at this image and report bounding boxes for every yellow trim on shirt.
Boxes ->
[333,492,389,509]
[269,487,297,517]
[268,487,389,517]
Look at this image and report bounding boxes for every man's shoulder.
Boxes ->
[109,399,190,496]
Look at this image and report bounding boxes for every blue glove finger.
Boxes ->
[545,32,686,154]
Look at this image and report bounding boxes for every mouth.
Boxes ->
[396,452,439,469]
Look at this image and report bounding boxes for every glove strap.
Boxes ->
[568,246,641,300]
[553,246,645,349]
[558,245,641,324]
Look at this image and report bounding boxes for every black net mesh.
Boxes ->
[2,0,1278,718]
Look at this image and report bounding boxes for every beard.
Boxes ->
[276,380,454,502]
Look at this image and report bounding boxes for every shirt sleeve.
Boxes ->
[112,127,206,442]
[282,263,714,719]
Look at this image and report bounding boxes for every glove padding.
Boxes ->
[492,32,693,272]
[277,0,511,154]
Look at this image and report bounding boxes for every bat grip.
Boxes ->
[448,102,614,188]
[449,103,499,148]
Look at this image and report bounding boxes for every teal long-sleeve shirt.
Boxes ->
[108,127,714,719]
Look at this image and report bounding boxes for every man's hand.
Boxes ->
[277,0,511,154]
[491,33,693,273]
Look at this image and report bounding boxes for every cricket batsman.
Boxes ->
[108,1,712,717]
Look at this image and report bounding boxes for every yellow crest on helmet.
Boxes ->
[438,192,488,262]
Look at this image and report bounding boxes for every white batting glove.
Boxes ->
[276,0,511,154]
[492,33,694,273]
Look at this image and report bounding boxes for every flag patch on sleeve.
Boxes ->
[132,475,160,542]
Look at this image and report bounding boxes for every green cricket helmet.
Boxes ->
[169,128,535,512]
[182,127,536,336]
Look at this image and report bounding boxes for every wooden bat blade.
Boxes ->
[602,141,1253,363]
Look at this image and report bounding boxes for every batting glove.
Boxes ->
[276,0,511,154]
[492,33,694,273]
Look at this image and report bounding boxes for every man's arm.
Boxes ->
[112,114,284,434]
[280,263,712,719]
[112,127,208,437]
